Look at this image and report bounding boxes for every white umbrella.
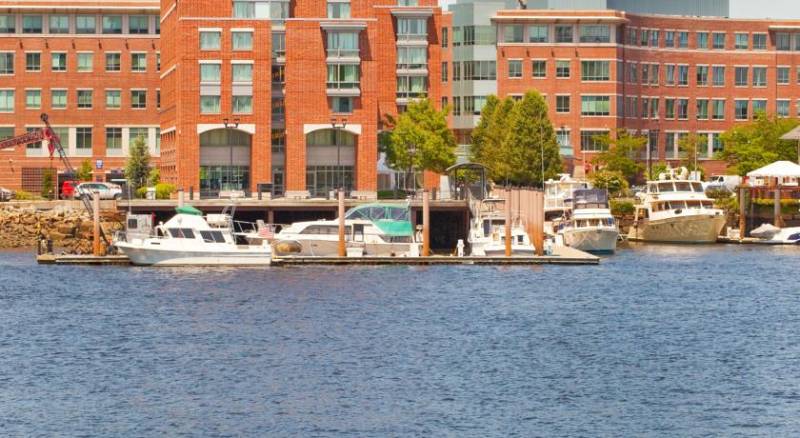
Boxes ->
[747,161,800,178]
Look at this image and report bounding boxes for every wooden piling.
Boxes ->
[422,190,430,257]
[92,191,101,256]
[177,188,185,207]
[505,188,512,257]
[738,186,747,240]
[338,189,345,257]
[533,190,544,256]
[774,183,782,228]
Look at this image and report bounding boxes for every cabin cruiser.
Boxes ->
[272,203,415,257]
[544,174,589,235]
[750,224,800,244]
[468,198,536,256]
[114,205,272,266]
[555,189,619,253]
[629,169,726,243]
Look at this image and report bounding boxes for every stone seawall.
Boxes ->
[0,202,123,253]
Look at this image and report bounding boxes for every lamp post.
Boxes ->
[222,117,240,193]
[331,117,348,192]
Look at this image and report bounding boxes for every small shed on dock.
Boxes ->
[747,161,800,186]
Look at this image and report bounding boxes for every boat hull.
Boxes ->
[273,239,411,257]
[116,243,272,266]
[471,242,537,257]
[628,214,726,243]
[562,228,618,253]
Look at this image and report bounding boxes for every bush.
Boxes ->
[589,170,629,198]
[155,183,176,200]
[13,190,36,200]
[706,187,733,199]
[610,200,635,216]
[715,196,739,213]
[135,187,147,199]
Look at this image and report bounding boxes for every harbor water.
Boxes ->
[1,244,799,436]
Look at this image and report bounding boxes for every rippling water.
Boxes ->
[1,245,800,436]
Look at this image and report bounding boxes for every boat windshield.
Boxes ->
[482,219,505,236]
[674,182,692,192]
[691,182,704,193]
[657,182,675,192]
[345,204,412,237]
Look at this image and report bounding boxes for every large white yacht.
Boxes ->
[114,206,272,266]
[468,198,536,256]
[272,203,415,257]
[555,189,619,253]
[544,174,589,234]
[629,169,726,243]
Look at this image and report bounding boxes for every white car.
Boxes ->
[74,182,123,200]
[0,187,12,202]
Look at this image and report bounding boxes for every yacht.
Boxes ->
[468,198,536,256]
[114,206,272,266]
[272,203,415,257]
[555,189,619,253]
[544,174,589,234]
[629,169,726,243]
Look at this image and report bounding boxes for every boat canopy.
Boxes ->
[345,204,413,236]
[175,205,203,216]
[571,189,608,206]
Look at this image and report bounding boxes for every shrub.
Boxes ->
[610,200,635,216]
[706,187,733,199]
[589,170,629,198]
[13,190,36,200]
[155,183,176,200]
[135,187,148,199]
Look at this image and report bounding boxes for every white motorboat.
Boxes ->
[272,203,415,257]
[114,206,272,266]
[750,224,800,244]
[555,189,619,253]
[544,174,590,235]
[629,168,726,243]
[468,198,536,256]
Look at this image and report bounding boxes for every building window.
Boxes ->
[665,98,675,119]
[331,96,353,114]
[232,1,255,18]
[778,67,790,85]
[157,90,160,109]
[678,31,688,48]
[0,15,16,33]
[735,33,749,50]
[49,15,69,34]
[327,1,351,19]
[581,96,610,116]
[677,99,688,119]
[650,30,659,47]
[650,64,660,85]
[532,60,546,78]
[51,53,67,72]
[25,89,40,109]
[102,16,122,34]
[712,100,725,120]
[579,25,609,43]
[463,61,495,80]
[641,64,649,84]
[397,18,426,41]
[580,131,607,152]
[24,53,39,72]
[271,129,285,153]
[131,90,147,109]
[200,63,221,82]
[129,128,148,148]
[503,25,523,43]
[677,65,688,86]
[271,97,285,119]
[555,25,573,43]
[506,60,521,78]
[397,46,427,70]
[327,64,360,89]
[581,60,609,81]
[22,16,43,34]
[200,31,221,50]
[640,29,649,46]
[76,16,95,33]
[396,76,427,99]
[697,32,708,49]
[129,16,149,34]
[0,53,13,75]
[556,60,570,78]
[156,53,160,71]
[712,32,725,49]
[442,27,448,47]
[556,95,570,113]
[557,129,572,157]
[712,66,725,86]
[106,127,122,152]
[232,95,252,114]
[441,62,448,82]
[752,99,766,115]
[131,53,147,72]
[650,98,660,119]
[752,33,767,50]
[452,62,461,81]
[51,90,67,109]
[77,90,92,109]
[77,53,93,72]
[232,31,253,50]
[528,25,548,43]
[232,63,253,82]
[696,99,709,120]
[752,67,766,87]
[105,53,120,72]
[665,64,675,86]
[735,100,748,120]
[105,90,121,109]
[775,33,791,51]
[76,127,92,151]
[696,65,708,86]
[735,66,748,86]
[200,96,220,114]
[272,32,286,58]
[665,31,674,47]
[778,100,790,118]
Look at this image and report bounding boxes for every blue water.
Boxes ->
[1,245,799,437]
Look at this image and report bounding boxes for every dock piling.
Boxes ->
[774,183,783,228]
[423,190,430,257]
[92,191,101,256]
[505,188,512,257]
[338,189,345,257]
[533,190,544,256]
[739,186,746,240]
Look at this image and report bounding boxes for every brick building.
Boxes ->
[0,0,161,193]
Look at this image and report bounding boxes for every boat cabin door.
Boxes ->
[352,224,365,242]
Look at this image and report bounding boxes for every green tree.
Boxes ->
[502,91,562,186]
[649,163,668,181]
[471,96,516,183]
[147,167,161,186]
[717,113,800,176]
[678,133,706,178]
[589,169,629,198]
[592,129,646,183]
[125,136,151,196]
[384,98,457,188]
[76,159,93,181]
[41,168,55,199]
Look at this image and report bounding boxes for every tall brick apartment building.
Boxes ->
[0,0,161,193]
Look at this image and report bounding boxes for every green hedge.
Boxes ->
[610,200,635,216]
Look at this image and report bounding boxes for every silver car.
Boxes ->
[74,182,123,200]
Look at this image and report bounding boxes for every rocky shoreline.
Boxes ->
[0,203,124,254]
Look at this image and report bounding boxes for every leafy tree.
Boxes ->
[147,167,161,186]
[589,169,629,198]
[502,91,562,186]
[717,113,800,176]
[592,129,647,183]
[471,96,516,183]
[76,159,93,181]
[383,98,457,188]
[41,168,55,199]
[678,133,706,179]
[470,95,499,164]
[649,163,668,181]
[125,136,151,196]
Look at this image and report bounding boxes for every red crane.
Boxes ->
[1,113,110,245]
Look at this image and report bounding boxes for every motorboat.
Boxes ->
[272,203,415,257]
[114,205,272,266]
[544,174,590,235]
[555,189,619,253]
[750,223,800,244]
[629,168,726,243]
[468,198,536,256]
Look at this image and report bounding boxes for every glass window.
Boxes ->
[76,16,95,34]
[696,65,708,86]
[752,67,766,87]
[105,53,120,72]
[665,98,675,119]
[462,61,496,80]
[51,53,66,72]
[735,100,748,120]
[106,127,122,151]
[778,100,790,118]
[507,60,522,78]
[25,52,40,71]
[677,99,688,119]
[129,128,148,148]
[25,89,40,109]
[775,33,790,51]
[556,60,570,78]
[49,15,69,34]
[752,99,766,115]
[696,99,709,120]
[712,65,724,86]
[503,25,523,43]
[396,76,427,99]
[665,31,674,47]
[697,32,708,49]
[441,27,448,47]
[51,90,67,109]
[76,127,92,150]
[129,16,149,34]
[712,100,725,120]
[232,63,252,82]
[678,31,688,48]
[580,131,607,152]
[778,67,790,85]
[200,96,220,114]
[441,62,448,82]
[396,46,426,69]
[712,32,725,49]
[677,65,688,85]
[77,90,92,108]
[131,90,147,109]
[22,16,43,34]
[580,25,609,43]
[233,1,255,18]
[665,64,675,85]
[272,32,286,57]
[200,63,221,82]
[327,2,351,19]
[752,34,767,50]
[532,60,546,78]
[581,96,610,116]
[528,25,548,43]
[102,16,122,34]
[200,31,221,50]
[581,61,609,81]
[331,96,353,114]
[232,95,252,114]
[735,66,748,86]
[327,64,360,89]
[232,31,253,50]
[555,25,572,43]
[77,53,93,72]
[0,53,13,74]
[735,33,748,50]
[556,95,570,113]
[397,18,426,40]
[0,15,15,33]
[131,53,147,72]
[105,90,120,109]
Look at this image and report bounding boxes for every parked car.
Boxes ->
[0,187,12,202]
[61,180,80,200]
[74,182,123,200]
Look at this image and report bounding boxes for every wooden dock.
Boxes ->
[36,254,132,265]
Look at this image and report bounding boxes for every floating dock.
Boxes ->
[36,254,132,265]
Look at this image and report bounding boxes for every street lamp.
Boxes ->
[330,117,348,192]
[222,117,240,193]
